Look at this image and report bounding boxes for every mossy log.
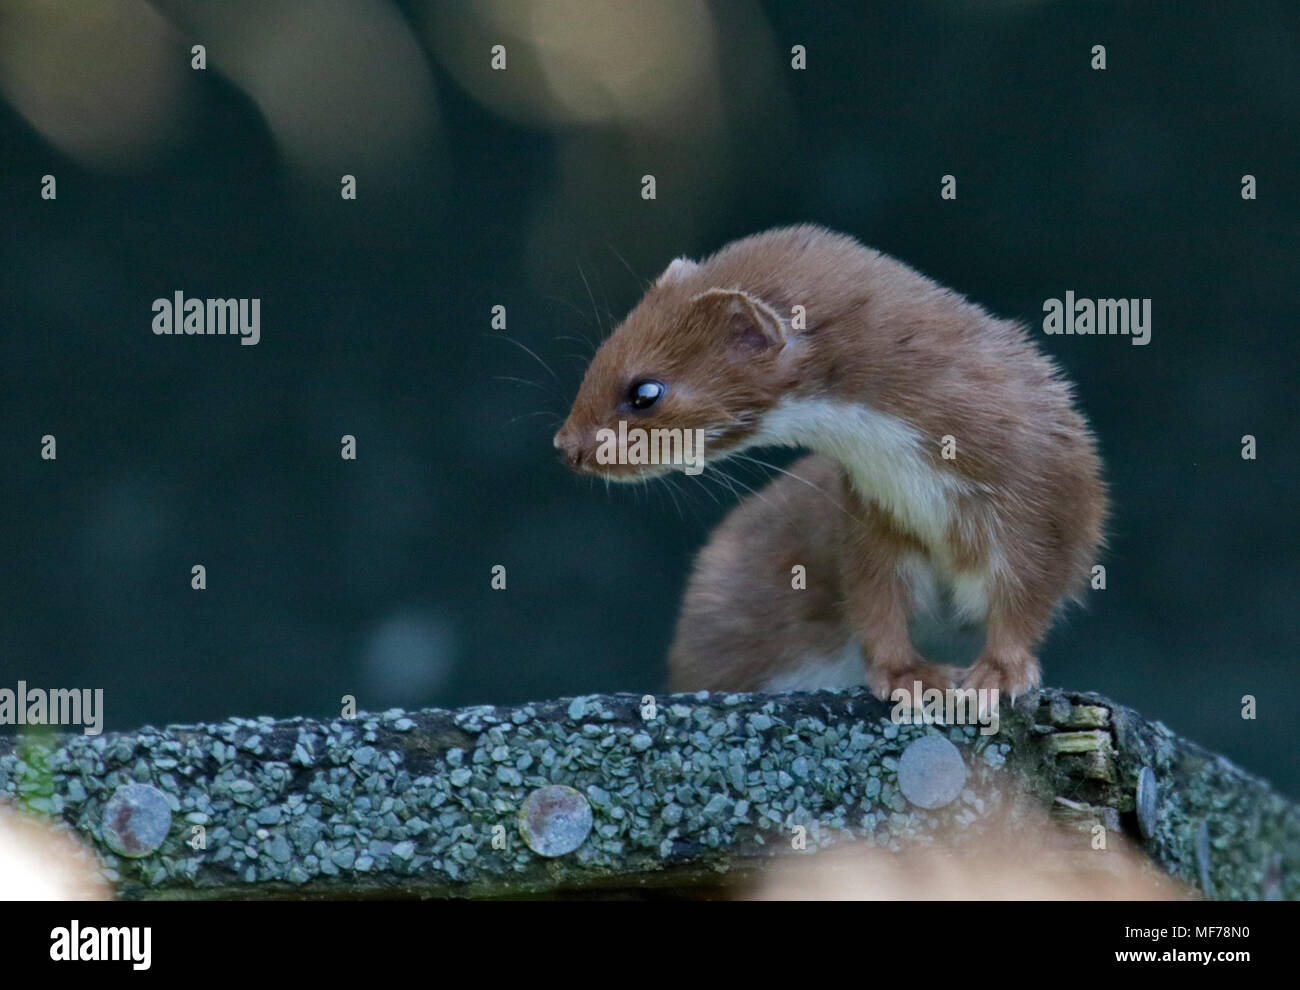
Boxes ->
[0,687,1295,899]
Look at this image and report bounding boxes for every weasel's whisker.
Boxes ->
[657,473,688,521]
[606,241,650,291]
[490,333,562,383]
[680,470,725,508]
[710,464,786,518]
[554,333,598,358]
[577,265,606,338]
[541,296,603,354]
[730,452,855,519]
[503,410,564,428]
[492,374,568,404]
[593,265,619,330]
[700,465,743,506]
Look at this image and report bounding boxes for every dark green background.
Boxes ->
[2,2,1297,795]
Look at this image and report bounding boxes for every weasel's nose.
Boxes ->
[553,428,586,469]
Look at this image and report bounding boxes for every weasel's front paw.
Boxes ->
[867,661,959,702]
[963,650,1041,703]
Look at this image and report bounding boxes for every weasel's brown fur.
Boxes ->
[554,225,1106,698]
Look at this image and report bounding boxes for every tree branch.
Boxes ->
[1,688,1294,899]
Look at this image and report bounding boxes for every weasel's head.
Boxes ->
[553,258,794,481]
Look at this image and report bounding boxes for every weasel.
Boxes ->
[553,225,1106,700]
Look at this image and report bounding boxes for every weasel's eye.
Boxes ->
[627,379,666,410]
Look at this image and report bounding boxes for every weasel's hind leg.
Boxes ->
[668,455,856,693]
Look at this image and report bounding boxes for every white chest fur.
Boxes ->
[751,398,962,547]
[748,397,992,620]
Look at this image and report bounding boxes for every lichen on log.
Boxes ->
[0,687,1295,899]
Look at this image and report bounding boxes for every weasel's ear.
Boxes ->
[656,257,698,285]
[691,288,788,352]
